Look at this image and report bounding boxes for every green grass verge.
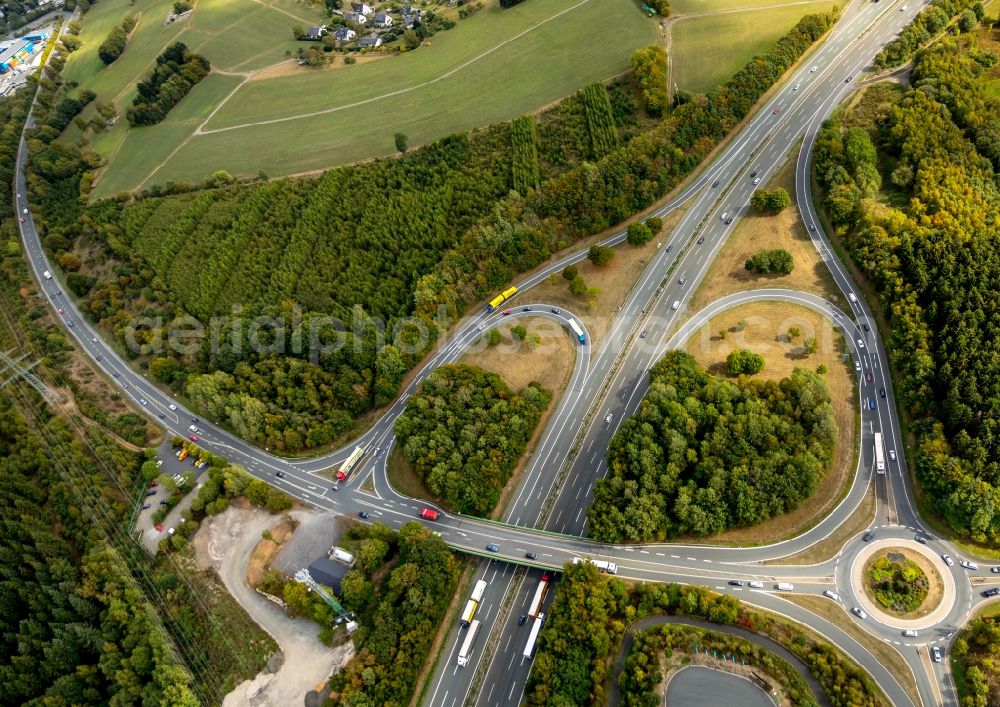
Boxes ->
[88,0,658,195]
[671,1,837,94]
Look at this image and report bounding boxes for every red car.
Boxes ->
[150,480,159,487]
[418,508,439,521]
[772,107,781,114]
[155,523,164,532]
[865,371,873,383]
[19,216,24,223]
[57,308,64,314]
[189,434,199,442]
[502,309,511,316]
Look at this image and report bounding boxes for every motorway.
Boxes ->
[11,1,997,705]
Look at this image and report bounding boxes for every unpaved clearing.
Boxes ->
[193,502,353,707]
[461,316,574,393]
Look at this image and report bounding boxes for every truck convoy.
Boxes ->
[457,619,481,667]
[460,579,488,627]
[527,574,550,619]
[568,319,586,344]
[486,286,518,312]
[336,446,366,482]
[874,432,885,474]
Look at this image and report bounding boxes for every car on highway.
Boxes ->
[932,646,943,663]
[374,446,381,455]
[113,372,119,377]
[915,534,929,544]
[419,508,439,521]
[678,274,686,284]
[525,552,538,560]
[725,217,733,224]
[276,471,285,478]
[852,606,867,619]
[961,560,979,570]
[857,338,865,349]
[775,582,794,591]
[189,434,198,442]
[855,361,862,372]
[140,398,148,406]
[330,484,339,491]
[697,236,705,244]
[502,309,511,316]
[605,413,613,424]
[57,307,63,314]
[981,588,1000,598]
[169,404,177,411]
[712,180,719,187]
[845,76,853,83]
[750,171,757,178]
[811,66,818,72]
[889,449,897,461]
[793,83,800,90]
[720,212,729,220]
[903,629,918,637]
[823,590,840,601]
[728,580,744,587]
[518,615,527,626]
[879,388,886,398]
[942,554,954,566]
[809,224,815,231]
[189,425,199,433]
[772,107,781,114]
[863,531,874,542]
[862,323,869,332]
[865,371,873,383]
[523,306,531,312]
[19,216,24,223]
[868,399,876,410]
[748,581,764,589]
[640,330,647,338]
[551,308,560,314]
[753,177,761,185]
[67,320,74,327]
[992,566,1000,573]
[358,511,369,519]
[672,301,680,310]
[666,244,673,252]
[486,544,500,553]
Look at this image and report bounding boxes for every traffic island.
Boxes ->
[850,538,956,630]
[862,547,938,619]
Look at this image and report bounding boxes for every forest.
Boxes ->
[327,521,462,705]
[953,613,1000,706]
[27,14,832,453]
[589,351,837,541]
[525,563,886,706]
[874,0,981,68]
[813,31,1000,544]
[394,364,551,515]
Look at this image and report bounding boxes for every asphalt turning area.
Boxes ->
[665,665,773,707]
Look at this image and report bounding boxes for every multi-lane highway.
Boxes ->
[13,1,997,705]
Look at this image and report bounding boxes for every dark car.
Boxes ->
[486,544,500,552]
[879,387,887,398]
[846,76,853,83]
[725,217,733,225]
[146,489,157,496]
[868,399,877,410]
[809,224,816,231]
[915,534,930,544]
[982,588,1000,598]
[518,615,527,626]
[523,307,532,312]
[358,511,369,519]
[862,323,870,332]
[159,499,169,506]
[142,503,151,510]
[992,566,1000,573]
[697,236,705,244]
[551,308,561,314]
[712,180,720,187]
[863,531,874,542]
[666,244,673,252]
[276,471,285,478]
[751,171,758,178]
[728,580,744,587]
[525,552,538,560]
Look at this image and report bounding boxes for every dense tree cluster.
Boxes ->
[582,81,620,157]
[511,114,540,194]
[867,555,928,612]
[590,351,837,540]
[527,565,885,707]
[395,364,551,515]
[745,247,794,274]
[98,13,137,65]
[329,522,462,704]
[750,186,791,211]
[621,625,817,707]
[953,615,1000,706]
[874,0,980,67]
[630,45,668,117]
[813,39,1000,543]
[126,42,210,126]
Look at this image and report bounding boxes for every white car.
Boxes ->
[793,83,800,91]
[857,338,865,349]
[852,606,867,619]
[889,449,897,461]
[961,560,979,570]
[903,629,918,637]
[942,554,954,566]
[748,581,764,589]
[672,301,680,310]
[169,404,177,411]
[720,212,729,220]
[605,413,612,424]
[139,398,148,406]
[810,66,818,72]
[753,177,761,185]
[823,590,840,601]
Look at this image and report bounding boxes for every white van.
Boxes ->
[823,590,840,601]
[776,582,795,591]
[43,270,52,280]
[748,580,764,589]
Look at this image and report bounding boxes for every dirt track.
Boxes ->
[193,504,354,706]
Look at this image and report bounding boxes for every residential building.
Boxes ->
[333,27,356,41]
[351,2,374,14]
[304,25,328,40]
[357,32,382,48]
[344,11,367,24]
[371,11,392,27]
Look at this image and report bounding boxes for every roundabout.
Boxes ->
[849,538,958,632]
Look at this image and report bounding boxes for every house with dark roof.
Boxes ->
[371,11,392,27]
[304,25,328,40]
[351,2,374,14]
[333,27,356,41]
[307,557,350,595]
[344,11,367,24]
[357,33,383,48]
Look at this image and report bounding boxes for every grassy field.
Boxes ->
[671,1,834,94]
[81,0,658,195]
